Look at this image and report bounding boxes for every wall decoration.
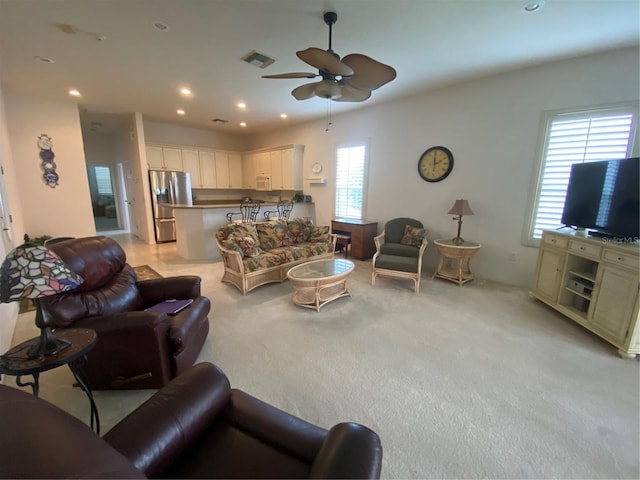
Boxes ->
[37,134,59,188]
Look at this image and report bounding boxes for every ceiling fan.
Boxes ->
[262,11,396,102]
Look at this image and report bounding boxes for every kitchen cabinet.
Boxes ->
[181,149,201,187]
[243,145,304,191]
[242,153,256,189]
[254,152,271,177]
[214,151,243,189]
[530,230,640,358]
[199,150,216,188]
[146,145,183,170]
[271,146,303,190]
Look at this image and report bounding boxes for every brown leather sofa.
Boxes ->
[0,362,383,479]
[41,236,211,390]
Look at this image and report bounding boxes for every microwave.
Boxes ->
[255,175,272,191]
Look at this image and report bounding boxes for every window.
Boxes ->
[94,166,113,195]
[335,141,368,220]
[526,105,637,243]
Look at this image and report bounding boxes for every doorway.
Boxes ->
[87,164,120,232]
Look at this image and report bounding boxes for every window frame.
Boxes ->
[334,139,370,221]
[523,102,639,247]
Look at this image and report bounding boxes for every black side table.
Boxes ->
[0,328,100,434]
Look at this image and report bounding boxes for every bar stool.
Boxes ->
[335,234,351,258]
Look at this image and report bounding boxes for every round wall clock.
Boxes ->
[311,162,323,174]
[418,146,454,182]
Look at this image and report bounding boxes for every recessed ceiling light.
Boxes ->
[34,56,55,63]
[68,89,81,96]
[180,87,192,96]
[280,113,288,119]
[237,102,246,109]
[177,109,185,115]
[524,1,544,12]
[240,122,247,127]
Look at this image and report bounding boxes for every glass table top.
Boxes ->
[288,259,354,280]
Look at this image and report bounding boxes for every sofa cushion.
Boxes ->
[256,220,292,250]
[308,225,330,243]
[400,225,425,247]
[287,217,313,243]
[380,243,421,258]
[375,253,420,273]
[217,224,262,257]
[243,249,295,272]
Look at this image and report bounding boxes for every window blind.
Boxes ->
[335,144,366,219]
[532,113,634,239]
[95,166,113,195]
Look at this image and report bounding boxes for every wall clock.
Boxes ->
[417,146,454,183]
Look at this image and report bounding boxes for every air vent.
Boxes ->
[212,118,229,124]
[241,50,276,69]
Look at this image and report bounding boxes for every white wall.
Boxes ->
[143,119,247,151]
[248,47,640,287]
[0,88,20,357]
[4,93,96,240]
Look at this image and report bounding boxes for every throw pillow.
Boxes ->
[232,234,263,257]
[221,224,262,257]
[256,221,292,250]
[400,225,425,247]
[287,217,312,243]
[308,225,330,243]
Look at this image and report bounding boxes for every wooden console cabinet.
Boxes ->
[331,219,378,260]
[530,230,640,358]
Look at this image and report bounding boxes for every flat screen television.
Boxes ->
[561,157,639,240]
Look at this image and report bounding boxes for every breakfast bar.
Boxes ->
[173,202,315,260]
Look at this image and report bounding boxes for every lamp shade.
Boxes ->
[0,244,83,303]
[448,199,474,216]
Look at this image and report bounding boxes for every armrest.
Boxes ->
[136,276,202,305]
[103,363,232,478]
[373,230,385,251]
[418,237,428,256]
[225,389,328,464]
[216,240,245,274]
[75,310,170,336]
[310,423,383,479]
[329,233,338,252]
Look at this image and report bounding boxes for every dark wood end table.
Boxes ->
[0,328,100,434]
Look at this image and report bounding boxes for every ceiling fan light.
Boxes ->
[315,80,342,99]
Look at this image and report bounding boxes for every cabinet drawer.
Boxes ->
[568,240,601,259]
[603,249,639,268]
[543,234,568,249]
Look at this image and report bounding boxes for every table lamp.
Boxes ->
[448,199,474,245]
[0,243,83,360]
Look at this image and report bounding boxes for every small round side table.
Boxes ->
[433,239,482,286]
[0,328,100,433]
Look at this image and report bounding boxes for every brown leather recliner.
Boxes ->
[0,362,383,479]
[41,236,211,390]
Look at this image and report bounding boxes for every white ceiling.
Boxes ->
[1,0,638,135]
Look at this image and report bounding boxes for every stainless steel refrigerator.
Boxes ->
[149,170,192,242]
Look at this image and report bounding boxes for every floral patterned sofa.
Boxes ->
[215,217,337,295]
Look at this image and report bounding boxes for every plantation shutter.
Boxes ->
[335,143,366,219]
[531,112,634,239]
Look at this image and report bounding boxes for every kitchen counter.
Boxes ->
[173,202,316,260]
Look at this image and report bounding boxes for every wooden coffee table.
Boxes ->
[287,259,355,312]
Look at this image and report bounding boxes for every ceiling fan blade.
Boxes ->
[296,47,354,76]
[332,84,371,102]
[262,72,318,79]
[341,54,397,90]
[291,82,321,100]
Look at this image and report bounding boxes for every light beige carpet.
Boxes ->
[6,244,640,479]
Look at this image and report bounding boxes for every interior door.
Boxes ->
[122,161,138,236]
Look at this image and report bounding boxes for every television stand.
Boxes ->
[530,230,639,358]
